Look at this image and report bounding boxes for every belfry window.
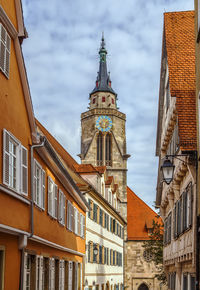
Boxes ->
[97,132,112,166]
[105,133,112,166]
[97,132,103,165]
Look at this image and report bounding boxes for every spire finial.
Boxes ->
[100,32,105,50]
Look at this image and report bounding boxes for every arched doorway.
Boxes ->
[138,283,149,290]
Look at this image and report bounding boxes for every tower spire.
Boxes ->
[90,34,116,96]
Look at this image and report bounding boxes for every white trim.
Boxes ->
[0,184,30,205]
[0,6,18,38]
[30,235,85,257]
[0,223,30,236]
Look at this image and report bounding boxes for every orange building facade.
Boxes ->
[0,1,88,289]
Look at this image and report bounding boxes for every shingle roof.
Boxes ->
[127,187,162,241]
[73,164,98,174]
[164,11,197,150]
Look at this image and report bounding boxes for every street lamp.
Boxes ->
[160,157,175,185]
[161,151,197,185]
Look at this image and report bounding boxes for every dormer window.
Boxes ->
[102,96,106,102]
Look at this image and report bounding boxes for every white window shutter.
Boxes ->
[3,129,10,186]
[71,206,74,232]
[33,160,37,202]
[21,145,28,195]
[42,170,45,209]
[59,190,62,222]
[48,177,53,216]
[23,253,27,290]
[68,261,73,290]
[83,216,85,238]
[63,195,66,225]
[5,32,10,78]
[67,201,70,229]
[54,184,58,218]
[0,24,6,73]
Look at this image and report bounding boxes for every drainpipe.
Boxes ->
[30,138,45,237]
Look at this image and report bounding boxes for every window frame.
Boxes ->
[0,23,11,78]
[3,129,28,195]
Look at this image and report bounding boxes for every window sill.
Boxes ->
[0,184,30,205]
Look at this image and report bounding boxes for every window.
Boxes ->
[80,214,85,238]
[49,258,55,290]
[102,96,106,102]
[58,190,66,225]
[112,98,114,104]
[48,177,58,218]
[36,256,44,290]
[97,132,103,166]
[93,98,96,104]
[68,262,73,290]
[173,182,193,238]
[183,274,188,290]
[24,253,32,290]
[67,201,74,232]
[3,129,28,194]
[164,212,171,244]
[59,260,65,290]
[0,249,5,290]
[105,134,112,166]
[33,160,45,209]
[0,24,11,78]
[74,207,79,234]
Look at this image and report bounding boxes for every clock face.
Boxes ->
[96,116,112,132]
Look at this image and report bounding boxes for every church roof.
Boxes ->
[127,186,162,241]
[90,34,116,96]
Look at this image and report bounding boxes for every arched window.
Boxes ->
[97,132,103,165]
[105,133,112,166]
[138,283,149,290]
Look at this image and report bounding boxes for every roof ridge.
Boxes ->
[127,186,157,216]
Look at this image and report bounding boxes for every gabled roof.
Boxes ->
[95,166,107,174]
[165,11,196,150]
[156,11,197,154]
[73,164,99,174]
[127,187,162,241]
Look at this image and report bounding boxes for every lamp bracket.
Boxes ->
[166,151,197,165]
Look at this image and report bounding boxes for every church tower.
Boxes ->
[79,35,129,221]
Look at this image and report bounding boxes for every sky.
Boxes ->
[21,0,193,208]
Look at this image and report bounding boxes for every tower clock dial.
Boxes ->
[96,115,112,132]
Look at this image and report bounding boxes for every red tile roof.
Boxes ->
[127,187,162,241]
[73,164,98,174]
[164,11,197,150]
[95,166,107,174]
[105,176,114,186]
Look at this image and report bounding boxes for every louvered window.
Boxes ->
[0,24,11,78]
[59,260,65,290]
[3,129,28,195]
[33,160,45,209]
[49,258,55,290]
[48,177,58,219]
[68,261,73,290]
[105,133,112,166]
[97,132,103,166]
[58,190,66,225]
[36,256,44,290]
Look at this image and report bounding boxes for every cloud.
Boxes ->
[21,0,193,208]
